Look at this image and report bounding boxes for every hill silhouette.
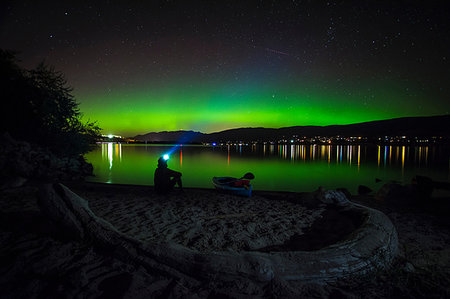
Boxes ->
[133,115,450,143]
[134,130,204,143]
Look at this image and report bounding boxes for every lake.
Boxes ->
[85,143,450,194]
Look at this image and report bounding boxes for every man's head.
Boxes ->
[158,157,168,168]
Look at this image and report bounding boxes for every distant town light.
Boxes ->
[101,134,122,139]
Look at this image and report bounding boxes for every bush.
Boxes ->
[0,49,100,157]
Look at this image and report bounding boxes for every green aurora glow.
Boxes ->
[77,77,440,136]
[3,2,449,137]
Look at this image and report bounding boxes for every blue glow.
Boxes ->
[163,154,169,160]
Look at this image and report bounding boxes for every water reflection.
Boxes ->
[357,145,361,170]
[102,142,123,170]
[87,143,446,193]
[101,143,123,183]
[401,146,405,175]
[225,143,433,167]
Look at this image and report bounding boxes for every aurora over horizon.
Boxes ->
[1,1,449,136]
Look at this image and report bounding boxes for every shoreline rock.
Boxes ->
[0,133,94,189]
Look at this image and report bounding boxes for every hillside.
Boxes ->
[133,115,450,143]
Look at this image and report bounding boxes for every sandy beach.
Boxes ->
[80,185,323,253]
[0,181,449,298]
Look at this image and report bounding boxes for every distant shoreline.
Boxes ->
[93,140,450,146]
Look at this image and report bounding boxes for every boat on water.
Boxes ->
[212,176,253,197]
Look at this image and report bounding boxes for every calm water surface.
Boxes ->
[85,143,450,193]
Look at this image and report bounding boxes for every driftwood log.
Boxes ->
[38,183,398,284]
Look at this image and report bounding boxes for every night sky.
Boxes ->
[1,1,449,136]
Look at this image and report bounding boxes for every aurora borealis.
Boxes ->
[1,1,449,136]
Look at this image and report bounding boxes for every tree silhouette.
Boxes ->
[0,49,100,156]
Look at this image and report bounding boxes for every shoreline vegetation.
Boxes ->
[0,50,101,157]
[1,178,448,298]
[1,50,100,189]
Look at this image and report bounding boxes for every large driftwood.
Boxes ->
[38,183,398,284]
[37,183,200,287]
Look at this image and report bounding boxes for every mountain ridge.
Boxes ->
[133,115,450,142]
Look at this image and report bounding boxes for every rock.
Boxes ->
[376,183,402,200]
[318,189,351,207]
[0,133,94,181]
[358,185,372,195]
[404,262,415,273]
[336,188,352,199]
[302,187,352,207]
[376,183,390,200]
[326,190,351,206]
[315,186,333,204]
[376,183,416,207]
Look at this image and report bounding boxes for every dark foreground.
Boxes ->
[0,181,449,298]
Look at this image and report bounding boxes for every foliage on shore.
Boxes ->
[0,49,100,157]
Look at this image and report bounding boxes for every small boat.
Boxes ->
[212,176,253,197]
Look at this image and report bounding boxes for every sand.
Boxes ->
[0,181,449,298]
[81,186,323,252]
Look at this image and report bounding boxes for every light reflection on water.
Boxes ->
[86,143,450,193]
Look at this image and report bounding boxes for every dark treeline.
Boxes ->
[0,49,100,157]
